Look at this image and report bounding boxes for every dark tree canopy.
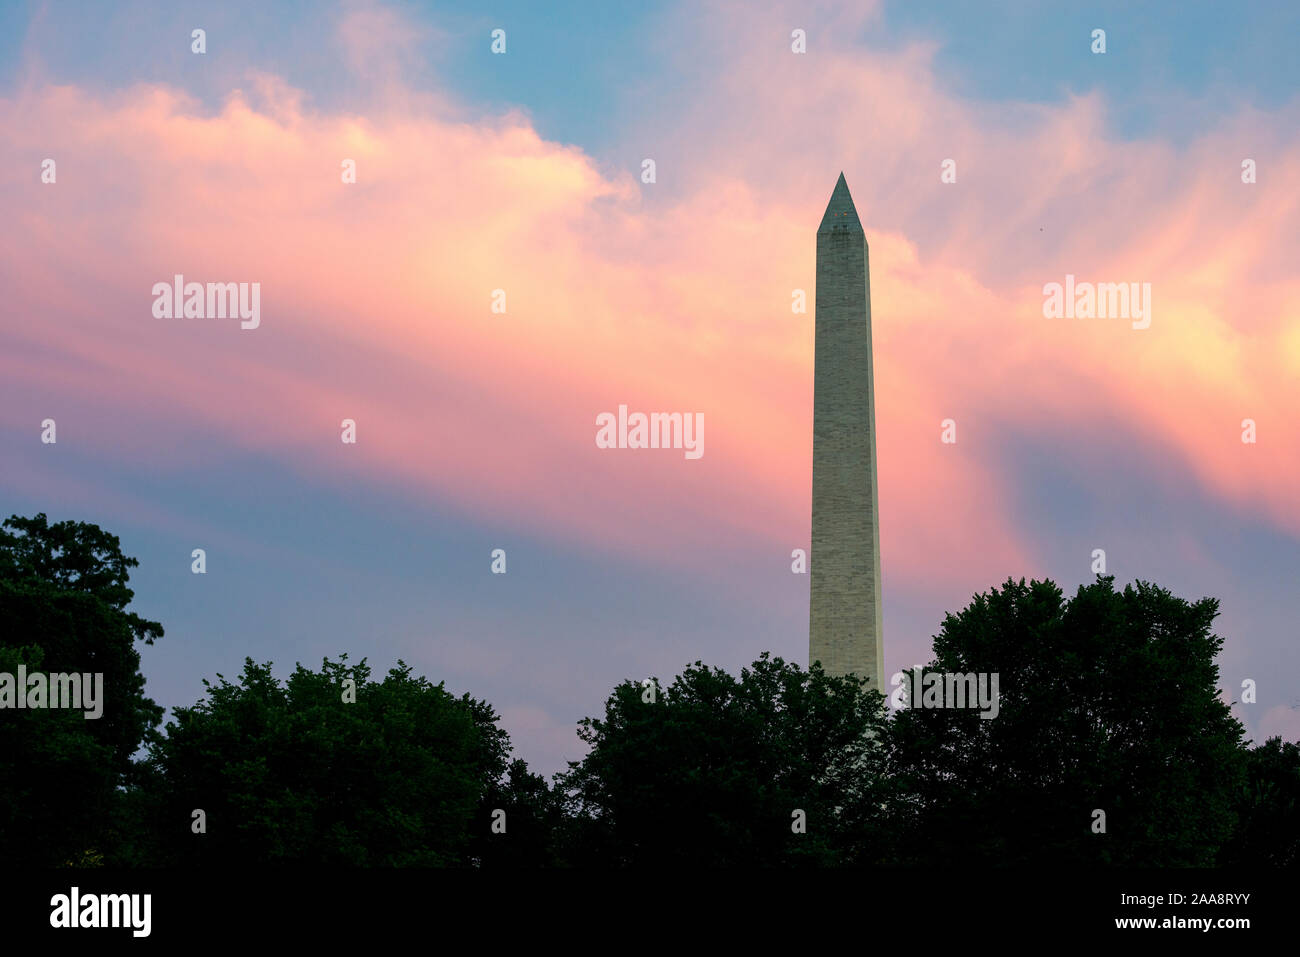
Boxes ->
[886,576,1248,866]
[474,758,568,868]
[0,643,117,866]
[4,511,1291,870]
[557,653,891,866]
[1220,736,1300,867]
[0,513,164,865]
[0,513,163,644]
[146,655,511,866]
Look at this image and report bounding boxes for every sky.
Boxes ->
[2,0,1298,775]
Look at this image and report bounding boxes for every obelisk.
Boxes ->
[809,172,884,692]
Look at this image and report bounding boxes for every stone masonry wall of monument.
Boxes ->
[809,177,884,692]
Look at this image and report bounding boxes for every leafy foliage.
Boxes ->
[145,655,510,866]
[0,514,164,865]
[1219,736,1300,867]
[0,513,163,644]
[3,512,1290,869]
[886,576,1247,866]
[474,758,568,867]
[557,653,891,866]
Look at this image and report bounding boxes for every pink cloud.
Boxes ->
[2,1,1298,601]
[1257,705,1300,745]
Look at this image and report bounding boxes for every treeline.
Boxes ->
[1,513,1297,868]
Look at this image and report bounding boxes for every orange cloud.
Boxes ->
[1,2,1297,599]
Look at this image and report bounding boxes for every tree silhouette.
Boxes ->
[0,513,164,865]
[144,655,510,866]
[1220,736,1300,867]
[557,653,891,866]
[886,576,1247,866]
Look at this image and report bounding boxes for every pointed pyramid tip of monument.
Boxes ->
[819,171,861,232]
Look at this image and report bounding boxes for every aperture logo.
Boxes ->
[49,887,151,937]
[151,274,261,329]
[0,667,103,719]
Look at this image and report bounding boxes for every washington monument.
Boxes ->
[809,173,884,692]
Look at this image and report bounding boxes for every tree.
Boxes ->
[557,653,891,866]
[1219,736,1300,867]
[0,514,164,865]
[474,758,568,867]
[886,576,1248,866]
[0,643,117,865]
[145,655,512,866]
[0,513,163,644]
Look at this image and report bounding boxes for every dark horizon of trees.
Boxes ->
[2,512,1297,868]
